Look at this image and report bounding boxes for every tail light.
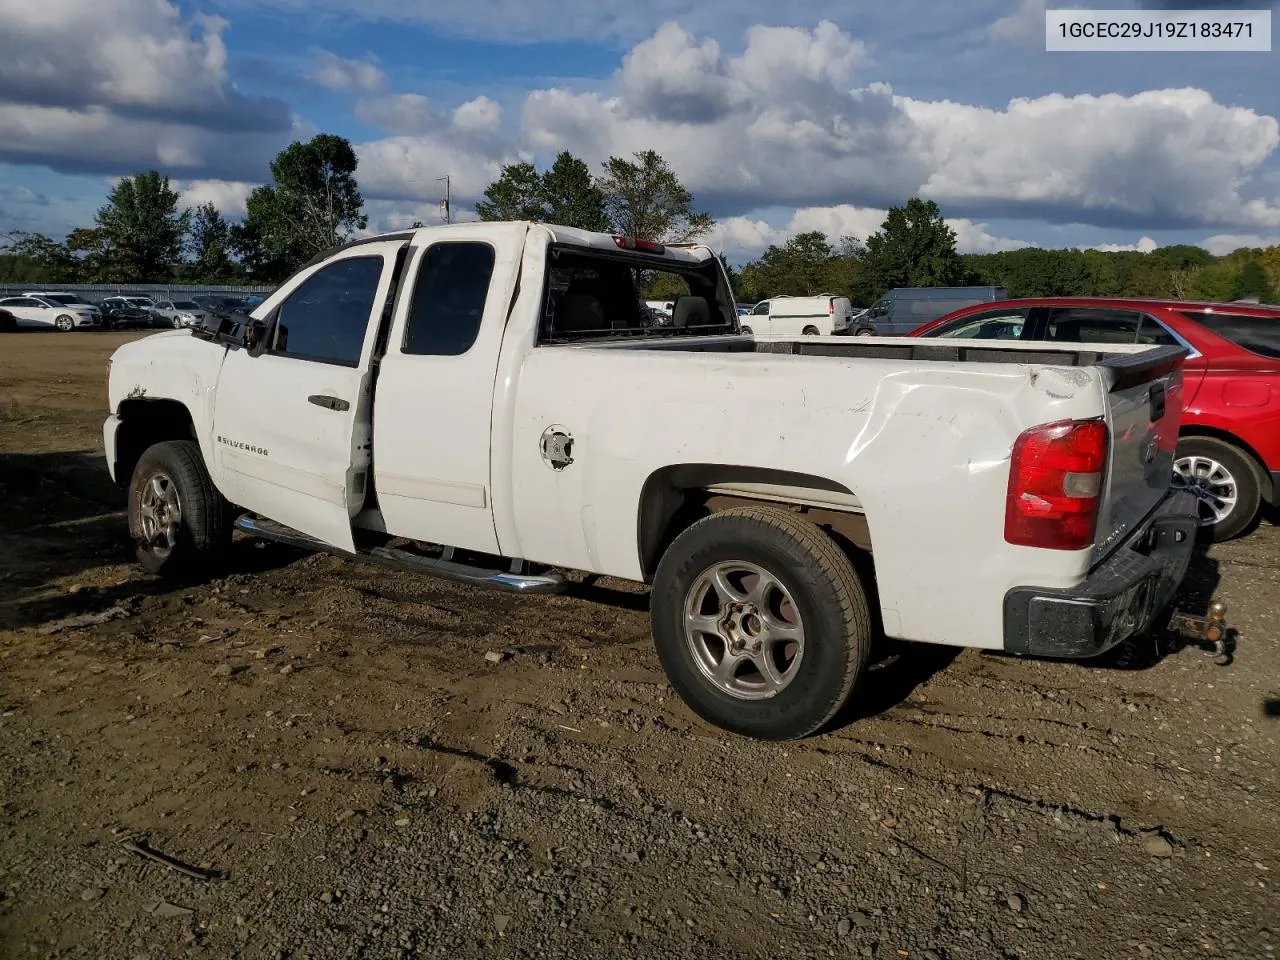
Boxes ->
[1005,419,1108,551]
[828,301,835,314]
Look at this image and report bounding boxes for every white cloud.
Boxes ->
[1088,236,1159,253]
[1198,233,1280,256]
[178,179,257,217]
[987,0,1048,42]
[0,0,287,131]
[308,50,388,94]
[0,102,306,182]
[902,89,1280,229]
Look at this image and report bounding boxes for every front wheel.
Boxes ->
[740,326,753,336]
[854,328,875,337]
[54,314,75,332]
[128,440,231,576]
[650,506,872,740]
[1172,437,1262,542]
[171,316,183,329]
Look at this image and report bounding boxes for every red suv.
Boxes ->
[912,297,1280,541]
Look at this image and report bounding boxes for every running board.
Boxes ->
[233,515,566,594]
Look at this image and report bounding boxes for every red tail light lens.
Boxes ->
[1005,419,1108,551]
[828,301,835,314]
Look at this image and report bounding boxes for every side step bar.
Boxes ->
[233,515,567,595]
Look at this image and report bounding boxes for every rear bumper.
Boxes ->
[1002,491,1198,659]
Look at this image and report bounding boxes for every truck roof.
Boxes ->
[309,223,717,270]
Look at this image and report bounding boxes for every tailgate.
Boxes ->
[1092,345,1186,564]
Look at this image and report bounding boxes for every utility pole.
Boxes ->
[436,175,451,224]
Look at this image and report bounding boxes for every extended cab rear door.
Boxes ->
[370,222,528,554]
[209,238,408,553]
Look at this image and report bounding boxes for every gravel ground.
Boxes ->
[1,331,1277,960]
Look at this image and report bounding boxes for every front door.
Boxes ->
[210,241,405,552]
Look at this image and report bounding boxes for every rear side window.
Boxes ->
[1044,307,1177,346]
[271,255,384,366]
[1180,311,1280,359]
[403,242,495,356]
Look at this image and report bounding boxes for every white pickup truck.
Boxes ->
[103,221,1200,740]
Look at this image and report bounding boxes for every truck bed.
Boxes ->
[585,334,1185,390]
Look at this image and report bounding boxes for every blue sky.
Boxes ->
[0,0,1277,262]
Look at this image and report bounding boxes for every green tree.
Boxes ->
[66,226,125,282]
[94,171,189,281]
[540,152,609,231]
[1187,262,1236,302]
[0,231,78,282]
[238,134,367,280]
[475,161,547,222]
[187,203,236,282]
[1231,260,1276,303]
[596,149,713,243]
[860,197,967,298]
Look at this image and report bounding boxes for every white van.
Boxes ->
[741,295,854,336]
[644,299,675,318]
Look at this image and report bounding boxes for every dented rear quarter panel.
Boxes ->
[507,342,1115,649]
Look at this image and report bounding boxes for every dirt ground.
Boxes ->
[1,330,1277,960]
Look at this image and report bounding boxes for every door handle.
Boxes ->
[1149,383,1165,421]
[308,394,350,412]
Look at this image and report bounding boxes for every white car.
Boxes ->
[104,221,1201,740]
[150,300,210,328]
[742,295,855,336]
[0,293,102,331]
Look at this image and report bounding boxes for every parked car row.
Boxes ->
[0,291,265,331]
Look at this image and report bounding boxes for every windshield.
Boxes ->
[1180,310,1280,359]
[173,300,199,309]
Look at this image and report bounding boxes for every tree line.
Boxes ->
[3,133,1276,307]
[733,197,1279,306]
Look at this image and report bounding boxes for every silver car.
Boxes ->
[150,299,210,328]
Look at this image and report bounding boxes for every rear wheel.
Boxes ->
[128,440,230,576]
[1172,436,1262,542]
[802,325,819,336]
[54,314,75,332]
[650,505,872,740]
[854,328,874,337]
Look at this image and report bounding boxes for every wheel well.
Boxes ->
[113,399,197,487]
[636,464,874,580]
[1179,426,1272,503]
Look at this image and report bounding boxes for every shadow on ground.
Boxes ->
[0,450,300,631]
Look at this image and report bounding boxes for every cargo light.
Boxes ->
[1005,419,1108,551]
[612,236,665,254]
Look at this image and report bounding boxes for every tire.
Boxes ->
[802,325,820,336]
[54,314,75,332]
[127,440,231,576]
[854,328,875,337]
[1172,436,1262,542]
[171,316,183,329]
[650,505,872,740]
